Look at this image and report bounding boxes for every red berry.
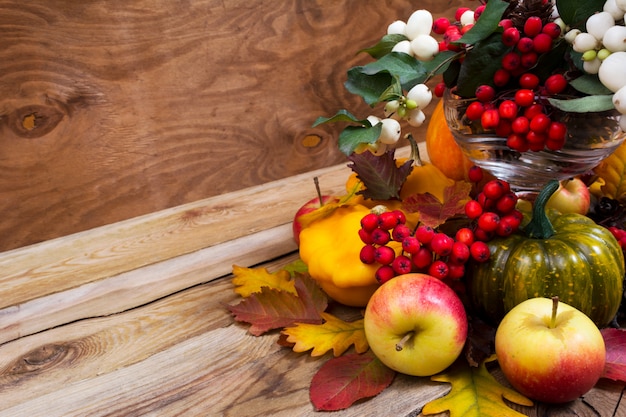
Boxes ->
[392,255,413,275]
[507,133,530,152]
[502,27,521,47]
[430,233,454,257]
[470,240,491,262]
[519,73,540,89]
[432,17,451,35]
[546,137,565,150]
[378,211,400,230]
[515,89,535,107]
[392,224,412,242]
[450,241,470,264]
[375,265,396,283]
[524,103,544,119]
[447,262,466,280]
[478,211,500,232]
[524,16,543,37]
[465,101,485,120]
[465,200,483,219]
[547,121,567,141]
[374,245,396,265]
[360,244,377,264]
[476,84,496,102]
[481,108,500,129]
[511,116,530,134]
[493,69,511,87]
[358,228,374,244]
[434,82,447,97]
[371,228,391,245]
[545,73,568,94]
[526,130,547,146]
[474,5,486,20]
[412,246,433,269]
[495,219,514,236]
[461,24,474,34]
[392,210,407,225]
[415,225,435,244]
[473,227,494,242]
[530,113,551,133]
[495,192,518,214]
[498,100,519,119]
[402,236,421,254]
[501,51,521,71]
[496,119,513,137]
[499,19,514,30]
[482,179,507,200]
[533,33,553,54]
[520,51,538,68]
[428,260,449,279]
[455,227,475,246]
[360,213,379,232]
[467,165,484,183]
[500,213,522,232]
[516,37,535,53]
[542,22,561,39]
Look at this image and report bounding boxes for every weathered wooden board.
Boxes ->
[0,0,459,251]
[0,254,623,416]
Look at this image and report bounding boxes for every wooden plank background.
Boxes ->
[0,0,459,252]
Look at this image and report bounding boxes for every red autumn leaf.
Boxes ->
[347,150,413,200]
[601,328,626,382]
[309,350,396,411]
[227,274,328,336]
[402,181,472,228]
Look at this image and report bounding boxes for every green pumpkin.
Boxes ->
[469,180,624,327]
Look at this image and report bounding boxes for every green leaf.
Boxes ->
[377,76,403,103]
[556,0,605,28]
[345,67,394,106]
[359,34,408,59]
[456,33,510,97]
[457,0,508,45]
[570,74,613,96]
[338,124,382,156]
[548,95,615,113]
[312,109,367,128]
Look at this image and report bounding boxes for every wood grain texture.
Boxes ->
[0,0,458,251]
[0,254,622,416]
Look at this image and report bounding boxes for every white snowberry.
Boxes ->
[387,20,407,36]
[583,57,602,74]
[603,25,626,53]
[612,85,626,114]
[405,10,433,40]
[406,109,426,127]
[460,10,475,27]
[410,34,439,61]
[586,11,615,41]
[406,83,433,109]
[572,32,600,53]
[598,51,626,92]
[378,118,402,145]
[604,0,625,20]
[392,39,414,56]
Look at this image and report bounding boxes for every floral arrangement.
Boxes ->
[227,1,626,415]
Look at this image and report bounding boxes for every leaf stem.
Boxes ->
[395,331,415,351]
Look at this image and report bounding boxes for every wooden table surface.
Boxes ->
[0,146,624,416]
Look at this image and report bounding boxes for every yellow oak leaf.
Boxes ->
[282,312,368,357]
[231,264,296,297]
[422,357,533,417]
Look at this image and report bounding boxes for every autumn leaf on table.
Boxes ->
[231,264,296,297]
[347,149,413,200]
[282,312,368,357]
[310,350,396,411]
[422,357,533,417]
[601,328,626,382]
[403,181,472,229]
[227,274,328,336]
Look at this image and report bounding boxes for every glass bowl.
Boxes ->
[443,89,626,192]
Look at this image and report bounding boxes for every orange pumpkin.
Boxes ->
[425,99,473,181]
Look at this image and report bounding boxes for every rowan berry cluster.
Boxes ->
[358,208,490,285]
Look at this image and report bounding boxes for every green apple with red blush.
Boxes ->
[364,273,468,376]
[495,297,606,404]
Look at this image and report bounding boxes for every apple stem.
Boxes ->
[550,296,559,329]
[313,176,324,208]
[395,331,415,352]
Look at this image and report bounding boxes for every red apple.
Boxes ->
[545,177,590,215]
[292,195,339,245]
[495,297,606,404]
[364,273,468,376]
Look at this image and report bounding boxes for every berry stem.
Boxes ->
[550,296,559,329]
[395,331,415,351]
